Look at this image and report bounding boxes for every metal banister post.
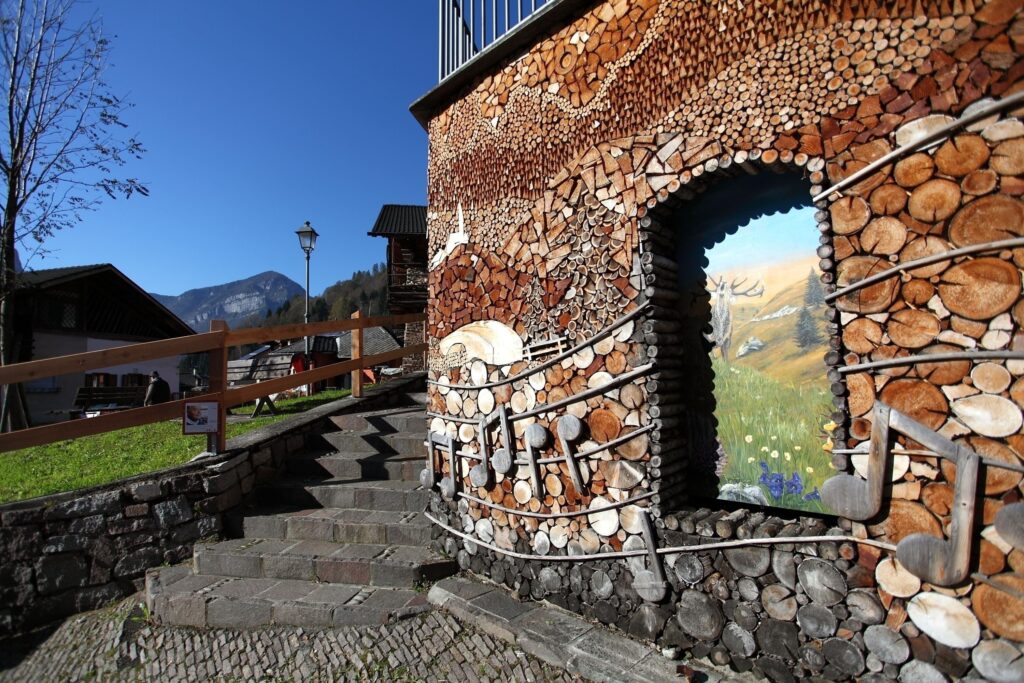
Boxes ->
[208,320,229,453]
[351,310,363,398]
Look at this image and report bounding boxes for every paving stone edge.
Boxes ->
[428,575,756,683]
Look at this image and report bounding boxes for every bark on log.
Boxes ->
[948,194,1024,247]
[843,318,883,353]
[938,258,1021,321]
[914,344,972,385]
[887,309,941,348]
[861,217,908,256]
[830,195,871,235]
[934,134,990,177]
[908,179,961,222]
[836,256,899,313]
[973,574,1024,641]
[879,379,948,430]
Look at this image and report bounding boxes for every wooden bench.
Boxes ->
[72,386,147,416]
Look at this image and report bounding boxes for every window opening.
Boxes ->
[671,173,832,513]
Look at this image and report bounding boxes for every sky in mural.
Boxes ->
[705,205,820,274]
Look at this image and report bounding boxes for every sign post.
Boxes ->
[183,401,220,454]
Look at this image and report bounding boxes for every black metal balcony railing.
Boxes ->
[439,0,552,81]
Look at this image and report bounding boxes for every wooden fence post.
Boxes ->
[351,310,363,398]
[208,320,229,453]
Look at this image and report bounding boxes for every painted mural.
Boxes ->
[707,206,833,513]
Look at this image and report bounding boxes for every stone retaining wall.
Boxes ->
[0,377,421,636]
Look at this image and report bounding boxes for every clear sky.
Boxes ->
[24,1,437,297]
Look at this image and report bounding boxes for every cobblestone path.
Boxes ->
[0,598,582,682]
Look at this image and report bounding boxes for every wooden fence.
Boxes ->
[0,312,427,453]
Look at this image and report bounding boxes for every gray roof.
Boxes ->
[17,264,112,288]
[368,205,427,237]
[16,263,193,336]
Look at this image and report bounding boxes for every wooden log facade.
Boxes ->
[419,1,1024,680]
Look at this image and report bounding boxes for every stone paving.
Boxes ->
[0,596,583,682]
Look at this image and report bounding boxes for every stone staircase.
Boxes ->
[146,394,456,629]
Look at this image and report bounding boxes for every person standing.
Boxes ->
[144,371,171,406]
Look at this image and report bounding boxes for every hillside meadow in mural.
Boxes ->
[706,206,833,513]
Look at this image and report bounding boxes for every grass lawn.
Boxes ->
[0,388,352,504]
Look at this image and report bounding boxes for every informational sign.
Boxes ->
[183,401,219,434]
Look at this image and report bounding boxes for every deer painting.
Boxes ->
[706,275,764,361]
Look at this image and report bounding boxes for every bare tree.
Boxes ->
[0,0,146,429]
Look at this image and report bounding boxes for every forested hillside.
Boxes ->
[247,263,388,328]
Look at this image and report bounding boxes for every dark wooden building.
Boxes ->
[368,204,426,371]
[368,204,427,313]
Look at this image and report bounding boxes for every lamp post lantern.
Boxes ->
[295,221,319,355]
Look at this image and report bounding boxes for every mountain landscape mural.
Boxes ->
[706,208,833,514]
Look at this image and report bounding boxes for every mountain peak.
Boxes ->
[153,272,304,330]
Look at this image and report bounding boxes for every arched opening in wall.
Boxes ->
[664,171,832,514]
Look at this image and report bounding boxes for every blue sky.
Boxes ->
[25,1,436,297]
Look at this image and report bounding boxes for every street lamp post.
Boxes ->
[295,221,319,356]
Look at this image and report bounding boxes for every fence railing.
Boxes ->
[0,311,428,453]
[439,0,552,80]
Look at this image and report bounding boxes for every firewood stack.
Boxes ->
[423,0,1024,679]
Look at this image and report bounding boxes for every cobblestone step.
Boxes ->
[146,565,431,630]
[429,576,742,683]
[285,449,364,479]
[319,431,426,458]
[286,449,422,481]
[194,537,455,587]
[243,508,433,546]
[328,406,426,433]
[258,477,430,510]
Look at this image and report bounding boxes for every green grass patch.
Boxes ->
[0,388,352,503]
[712,358,834,513]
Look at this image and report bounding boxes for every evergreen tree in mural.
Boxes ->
[804,269,825,307]
[796,306,823,349]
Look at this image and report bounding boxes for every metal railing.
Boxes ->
[0,311,427,453]
[439,0,551,80]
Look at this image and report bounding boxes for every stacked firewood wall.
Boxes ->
[424,0,1024,680]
